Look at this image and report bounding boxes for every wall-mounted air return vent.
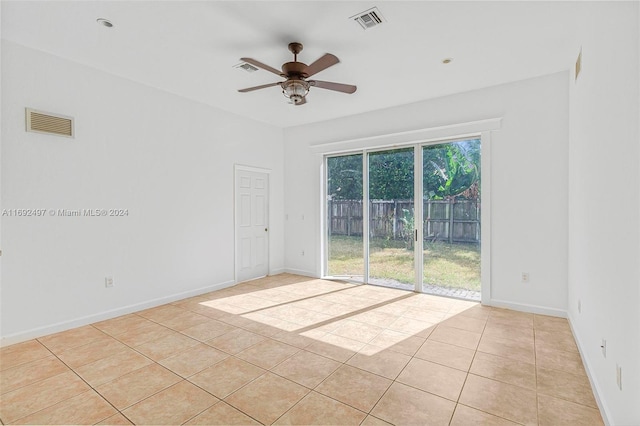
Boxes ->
[350,7,386,30]
[234,62,259,73]
[25,108,74,138]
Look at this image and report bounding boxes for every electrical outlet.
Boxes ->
[601,339,606,358]
[616,364,622,390]
[105,276,114,288]
[578,299,582,313]
[521,272,530,283]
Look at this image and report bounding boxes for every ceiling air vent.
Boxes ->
[350,7,385,30]
[25,108,74,138]
[234,62,259,73]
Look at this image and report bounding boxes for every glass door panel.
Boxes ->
[368,148,415,290]
[327,154,364,281]
[422,139,481,300]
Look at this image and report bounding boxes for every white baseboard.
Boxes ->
[269,268,285,276]
[283,268,318,278]
[568,313,612,426]
[0,279,236,347]
[487,298,567,318]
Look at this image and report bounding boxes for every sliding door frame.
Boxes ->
[322,129,494,302]
[413,145,424,292]
[362,153,370,282]
[366,145,417,288]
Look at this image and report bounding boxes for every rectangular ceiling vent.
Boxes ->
[25,108,74,138]
[234,62,259,73]
[350,7,385,30]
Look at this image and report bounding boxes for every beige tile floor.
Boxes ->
[0,274,604,425]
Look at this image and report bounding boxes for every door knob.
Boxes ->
[265,228,268,232]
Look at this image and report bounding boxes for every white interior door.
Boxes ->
[235,168,269,282]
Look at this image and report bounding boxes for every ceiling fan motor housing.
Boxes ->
[282,61,308,78]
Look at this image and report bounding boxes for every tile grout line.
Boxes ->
[3,278,600,425]
[218,367,316,425]
[100,315,260,425]
[20,325,132,425]
[456,310,539,425]
[189,296,479,423]
[104,314,270,423]
[363,371,400,422]
[7,312,458,408]
[0,345,61,395]
[448,311,485,425]
[60,324,152,425]
[208,282,377,320]
[51,321,228,424]
[179,398,264,426]
[1,339,120,423]
[269,392,311,425]
[235,346,360,424]
[5,328,125,423]
[290,293,417,335]
[99,290,390,424]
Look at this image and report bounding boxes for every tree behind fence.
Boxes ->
[328,199,480,243]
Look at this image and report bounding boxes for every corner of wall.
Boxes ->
[568,313,613,425]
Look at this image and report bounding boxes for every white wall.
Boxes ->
[283,71,569,316]
[0,41,284,344]
[567,3,640,424]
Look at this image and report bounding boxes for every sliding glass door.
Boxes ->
[367,148,415,290]
[326,154,364,282]
[325,138,481,300]
[422,139,481,299]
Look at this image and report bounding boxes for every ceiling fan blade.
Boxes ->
[309,80,357,94]
[240,57,284,76]
[304,53,339,77]
[238,82,282,93]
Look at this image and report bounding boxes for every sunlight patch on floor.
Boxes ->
[194,275,478,355]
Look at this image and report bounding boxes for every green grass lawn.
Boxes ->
[328,235,480,291]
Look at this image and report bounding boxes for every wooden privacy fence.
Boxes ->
[328,199,480,243]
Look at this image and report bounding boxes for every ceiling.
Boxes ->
[1,1,584,128]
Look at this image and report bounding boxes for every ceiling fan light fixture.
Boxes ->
[282,79,309,104]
